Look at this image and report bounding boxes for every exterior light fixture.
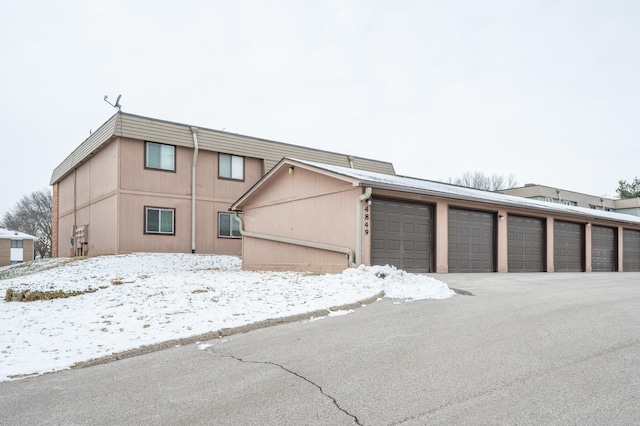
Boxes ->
[289,166,294,175]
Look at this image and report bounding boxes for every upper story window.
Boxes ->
[146,141,175,171]
[219,153,244,180]
[145,207,175,234]
[10,240,23,248]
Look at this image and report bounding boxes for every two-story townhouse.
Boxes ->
[0,228,38,267]
[49,112,395,258]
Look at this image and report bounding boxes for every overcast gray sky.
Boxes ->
[2,0,639,218]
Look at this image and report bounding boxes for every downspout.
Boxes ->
[234,212,356,268]
[355,187,372,266]
[190,127,199,254]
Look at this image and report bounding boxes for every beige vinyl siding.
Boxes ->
[51,112,395,185]
[50,114,119,184]
[114,114,395,175]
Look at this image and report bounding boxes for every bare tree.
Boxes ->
[450,172,517,191]
[616,177,640,199]
[1,188,52,259]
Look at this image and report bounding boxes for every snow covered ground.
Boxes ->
[0,253,454,381]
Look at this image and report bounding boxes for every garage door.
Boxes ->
[448,208,495,272]
[591,226,616,272]
[371,198,433,273]
[508,215,545,272]
[554,221,584,272]
[623,229,640,271]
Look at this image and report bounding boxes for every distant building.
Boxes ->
[500,184,640,217]
[49,112,395,258]
[0,228,37,267]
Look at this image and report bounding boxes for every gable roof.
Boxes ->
[50,112,396,185]
[232,158,640,226]
[0,228,38,240]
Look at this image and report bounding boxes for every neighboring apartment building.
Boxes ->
[500,184,640,216]
[49,112,395,258]
[0,228,37,267]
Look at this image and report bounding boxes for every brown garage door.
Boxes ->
[508,215,545,272]
[448,208,495,272]
[623,229,640,271]
[592,225,616,272]
[371,198,433,273]
[554,221,584,272]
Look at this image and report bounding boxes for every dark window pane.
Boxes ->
[147,209,160,232]
[231,215,241,237]
[219,154,231,178]
[147,143,161,168]
[219,213,230,236]
[160,210,173,233]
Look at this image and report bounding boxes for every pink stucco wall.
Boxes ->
[54,137,265,257]
[240,165,362,273]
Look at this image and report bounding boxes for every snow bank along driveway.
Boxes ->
[0,253,454,381]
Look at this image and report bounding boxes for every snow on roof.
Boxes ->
[0,228,38,240]
[289,158,640,225]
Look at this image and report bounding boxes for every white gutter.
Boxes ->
[190,126,199,254]
[355,187,372,266]
[234,212,356,268]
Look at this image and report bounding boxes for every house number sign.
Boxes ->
[364,205,370,235]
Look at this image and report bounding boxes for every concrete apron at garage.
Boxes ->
[1,273,639,425]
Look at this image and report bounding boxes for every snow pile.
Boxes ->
[343,265,455,300]
[0,254,453,381]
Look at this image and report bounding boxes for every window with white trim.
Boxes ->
[218,212,241,238]
[145,142,175,171]
[145,207,175,234]
[10,240,23,248]
[218,153,244,180]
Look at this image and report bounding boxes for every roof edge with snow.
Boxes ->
[0,228,38,240]
[233,158,640,226]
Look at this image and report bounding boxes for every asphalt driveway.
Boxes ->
[1,273,639,425]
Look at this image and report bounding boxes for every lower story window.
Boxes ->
[11,240,23,248]
[218,212,241,238]
[146,207,175,234]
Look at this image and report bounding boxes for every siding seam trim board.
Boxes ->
[236,186,355,210]
[119,189,239,204]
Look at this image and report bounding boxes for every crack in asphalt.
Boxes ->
[216,352,362,425]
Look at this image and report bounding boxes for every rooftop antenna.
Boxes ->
[104,94,122,111]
